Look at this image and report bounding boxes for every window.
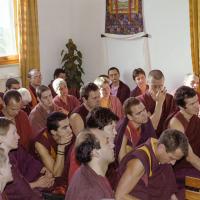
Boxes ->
[0,0,19,65]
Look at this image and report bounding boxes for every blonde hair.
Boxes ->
[94,77,109,88]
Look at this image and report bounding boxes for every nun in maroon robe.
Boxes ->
[53,94,80,114]
[116,138,177,200]
[137,92,177,137]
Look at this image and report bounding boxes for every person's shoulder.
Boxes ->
[120,80,130,89]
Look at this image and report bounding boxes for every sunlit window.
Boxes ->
[0,0,18,65]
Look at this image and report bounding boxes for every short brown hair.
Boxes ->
[80,82,99,100]
[3,90,22,106]
[123,97,141,115]
[75,129,100,164]
[36,85,50,99]
[159,129,188,157]
[148,69,164,80]
[132,68,146,81]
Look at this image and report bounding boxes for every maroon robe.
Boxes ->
[130,85,149,97]
[70,104,89,127]
[30,129,74,188]
[116,138,177,200]
[0,110,33,150]
[138,92,177,137]
[110,80,130,104]
[115,117,157,161]
[107,117,156,189]
[49,81,80,99]
[29,103,61,138]
[68,104,89,181]
[165,111,200,192]
[27,85,38,109]
[4,146,43,200]
[65,164,114,200]
[53,95,80,114]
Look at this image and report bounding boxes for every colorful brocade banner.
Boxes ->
[105,0,144,35]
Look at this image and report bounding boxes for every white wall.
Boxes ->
[37,0,72,85]
[38,0,192,92]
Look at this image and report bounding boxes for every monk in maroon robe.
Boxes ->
[115,130,189,200]
[29,85,64,137]
[27,69,42,109]
[1,90,33,150]
[65,129,115,200]
[166,86,200,195]
[137,70,177,137]
[30,112,73,192]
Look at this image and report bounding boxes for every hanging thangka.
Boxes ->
[105,0,144,35]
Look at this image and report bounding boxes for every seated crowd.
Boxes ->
[0,67,200,200]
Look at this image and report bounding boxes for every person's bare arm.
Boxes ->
[168,117,185,133]
[150,89,166,129]
[118,135,130,162]
[35,133,72,177]
[69,113,84,136]
[115,159,145,200]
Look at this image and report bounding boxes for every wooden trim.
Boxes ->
[0,55,19,65]
[186,176,200,189]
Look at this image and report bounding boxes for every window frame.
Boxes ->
[0,0,19,66]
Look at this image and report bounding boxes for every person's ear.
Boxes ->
[50,130,57,136]
[91,149,100,159]
[127,114,133,120]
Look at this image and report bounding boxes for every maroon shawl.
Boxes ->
[65,165,114,200]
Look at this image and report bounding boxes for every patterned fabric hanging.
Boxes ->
[106,0,144,35]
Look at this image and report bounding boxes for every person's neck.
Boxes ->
[0,144,10,155]
[60,95,67,103]
[130,120,141,130]
[88,159,108,177]
[0,182,6,193]
[180,110,193,121]
[83,103,93,112]
[139,85,147,94]
[30,83,37,89]
[40,103,52,113]
[112,81,119,87]
[2,108,15,121]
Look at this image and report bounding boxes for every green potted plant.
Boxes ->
[61,39,84,92]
